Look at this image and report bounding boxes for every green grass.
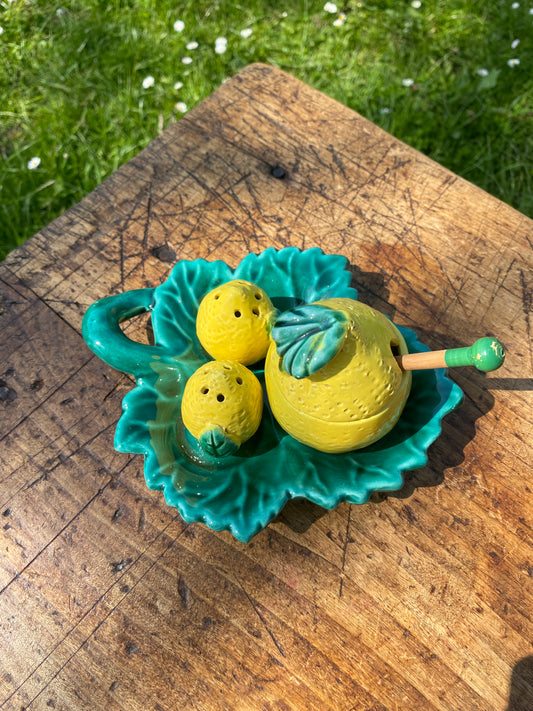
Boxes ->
[1,0,532,259]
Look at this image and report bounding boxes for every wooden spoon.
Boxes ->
[396,337,505,372]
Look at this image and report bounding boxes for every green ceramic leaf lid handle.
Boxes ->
[397,337,505,372]
[271,303,349,378]
[82,288,168,378]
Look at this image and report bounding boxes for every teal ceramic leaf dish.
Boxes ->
[82,247,463,542]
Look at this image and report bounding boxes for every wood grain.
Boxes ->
[1,63,531,711]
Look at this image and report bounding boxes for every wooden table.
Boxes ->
[1,63,532,711]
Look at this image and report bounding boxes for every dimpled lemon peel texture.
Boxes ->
[265,298,412,453]
[196,279,277,365]
[181,360,263,457]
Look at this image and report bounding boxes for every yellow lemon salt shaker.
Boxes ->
[196,280,277,365]
[181,360,263,457]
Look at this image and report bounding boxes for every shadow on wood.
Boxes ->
[484,378,533,391]
[273,498,328,533]
[348,263,393,318]
[506,655,533,711]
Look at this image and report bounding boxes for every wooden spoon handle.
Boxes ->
[396,338,505,373]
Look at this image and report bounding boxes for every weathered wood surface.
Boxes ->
[1,63,532,711]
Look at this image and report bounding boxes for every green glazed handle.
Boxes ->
[396,337,505,372]
[82,288,166,377]
[444,337,505,372]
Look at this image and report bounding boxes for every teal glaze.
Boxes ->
[271,304,349,378]
[81,288,167,377]
[82,247,464,543]
[200,426,240,458]
[444,337,505,372]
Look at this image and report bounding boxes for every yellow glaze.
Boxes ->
[181,360,263,448]
[196,280,277,365]
[264,298,412,453]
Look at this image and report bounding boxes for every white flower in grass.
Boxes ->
[507,58,520,67]
[175,102,187,113]
[215,36,227,54]
[477,68,489,76]
[56,7,66,16]
[511,39,520,49]
[27,157,41,170]
[324,2,337,13]
[411,0,422,8]
[529,7,533,14]
[142,75,155,88]
[182,56,193,65]
[174,81,183,90]
[0,26,3,35]
[402,77,414,87]
[333,13,346,26]
[240,28,252,38]
[174,20,185,32]
[511,2,519,7]
[380,107,391,114]
[186,41,198,50]
[281,12,288,18]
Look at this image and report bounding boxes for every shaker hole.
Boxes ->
[217,394,225,402]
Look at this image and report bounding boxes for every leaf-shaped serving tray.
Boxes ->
[82,248,463,542]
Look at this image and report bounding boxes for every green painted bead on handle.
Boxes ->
[444,338,505,372]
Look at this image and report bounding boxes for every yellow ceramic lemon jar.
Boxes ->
[264,298,412,453]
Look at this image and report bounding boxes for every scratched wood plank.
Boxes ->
[0,458,186,706]
[0,64,532,711]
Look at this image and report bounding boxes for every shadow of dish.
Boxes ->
[274,498,329,534]
[484,378,533,391]
[506,655,533,711]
